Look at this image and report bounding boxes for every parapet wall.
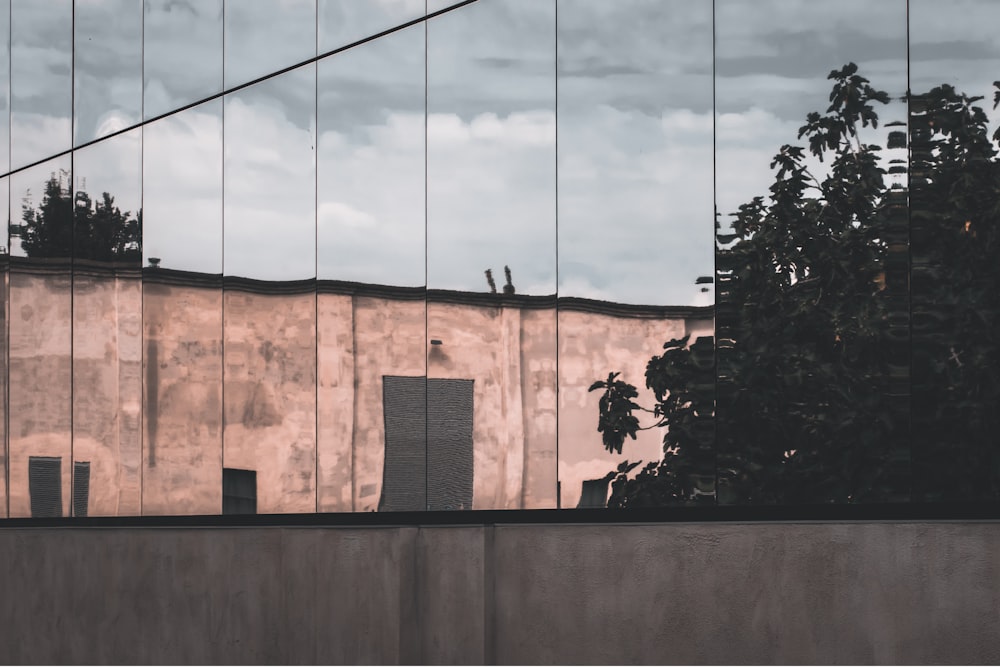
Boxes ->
[0,520,997,664]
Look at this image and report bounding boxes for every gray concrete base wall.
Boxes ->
[1,522,998,664]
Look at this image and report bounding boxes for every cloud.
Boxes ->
[143,0,224,119]
[224,0,316,89]
[142,102,223,273]
[224,89,316,281]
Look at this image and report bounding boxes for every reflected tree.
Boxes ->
[592,64,1000,506]
[17,172,141,262]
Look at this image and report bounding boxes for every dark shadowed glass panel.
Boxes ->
[143,0,223,120]
[316,18,425,512]
[318,0,423,54]
[557,0,715,510]
[72,129,142,516]
[74,0,142,146]
[715,0,908,504]
[909,0,1000,502]
[8,155,72,518]
[10,0,72,170]
[427,0,557,510]
[224,0,316,90]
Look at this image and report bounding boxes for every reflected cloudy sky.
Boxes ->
[559,0,713,306]
[910,0,1000,140]
[715,0,908,231]
[144,0,223,120]
[428,0,556,295]
[10,0,72,171]
[75,0,142,146]
[5,0,1000,303]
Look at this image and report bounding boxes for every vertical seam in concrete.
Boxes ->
[398,525,422,664]
[483,524,496,665]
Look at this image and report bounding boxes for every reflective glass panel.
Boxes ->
[316,21,425,511]
[556,0,714,510]
[223,64,317,514]
[72,129,141,517]
[427,0,557,509]
[143,0,224,120]
[10,0,72,170]
[224,0,316,90]
[909,0,1000,501]
[224,65,315,282]
[142,274,223,515]
[74,0,142,146]
[142,99,224,514]
[8,155,73,517]
[0,176,7,516]
[715,0,908,504]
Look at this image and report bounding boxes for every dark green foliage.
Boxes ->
[593,63,1000,506]
[18,173,141,263]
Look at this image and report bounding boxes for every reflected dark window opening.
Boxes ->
[29,456,62,518]
[576,475,613,509]
[73,461,91,518]
[223,468,257,515]
[380,376,474,512]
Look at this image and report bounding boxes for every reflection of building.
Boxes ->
[2,258,711,517]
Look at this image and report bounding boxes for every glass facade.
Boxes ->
[1,0,999,517]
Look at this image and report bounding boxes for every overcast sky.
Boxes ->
[5,0,1000,302]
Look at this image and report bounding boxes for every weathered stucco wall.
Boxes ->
[142,281,223,516]
[0,521,996,664]
[8,271,73,517]
[2,268,708,517]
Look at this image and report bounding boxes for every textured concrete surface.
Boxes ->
[0,521,997,664]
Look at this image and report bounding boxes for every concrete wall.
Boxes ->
[0,521,997,664]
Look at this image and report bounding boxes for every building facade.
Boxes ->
[1,0,999,517]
